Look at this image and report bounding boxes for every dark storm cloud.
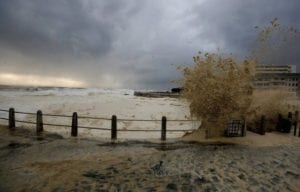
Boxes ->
[0,0,113,59]
[0,0,299,89]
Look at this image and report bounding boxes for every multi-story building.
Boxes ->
[253,65,300,95]
[255,65,296,74]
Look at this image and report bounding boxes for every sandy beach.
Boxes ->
[0,126,299,192]
[1,88,300,191]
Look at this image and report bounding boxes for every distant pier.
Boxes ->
[134,91,180,98]
[134,88,183,98]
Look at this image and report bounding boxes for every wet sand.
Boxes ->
[0,126,299,192]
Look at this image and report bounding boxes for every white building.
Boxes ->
[255,65,296,73]
[254,65,300,95]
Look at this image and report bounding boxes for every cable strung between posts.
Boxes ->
[3,108,200,130]
[15,111,36,115]
[3,109,201,122]
[0,117,9,120]
[78,115,111,121]
[15,119,71,128]
[117,128,197,132]
[118,119,161,122]
[118,128,161,132]
[15,120,36,125]
[43,113,73,118]
[43,123,72,127]
[77,125,110,131]
[167,129,196,132]
[167,119,200,122]
[118,118,200,122]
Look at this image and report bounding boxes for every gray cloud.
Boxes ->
[0,0,299,89]
[192,0,300,56]
[0,1,114,59]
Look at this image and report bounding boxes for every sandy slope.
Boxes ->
[0,126,299,192]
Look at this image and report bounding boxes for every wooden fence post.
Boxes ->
[294,111,298,136]
[276,114,282,131]
[298,119,300,137]
[161,116,167,141]
[9,108,15,129]
[111,115,117,140]
[71,112,78,137]
[241,117,246,137]
[260,115,265,135]
[36,110,43,134]
[288,112,293,133]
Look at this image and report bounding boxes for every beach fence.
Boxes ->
[0,108,199,141]
[248,111,300,137]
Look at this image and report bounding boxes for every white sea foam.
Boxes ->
[0,87,199,139]
[0,87,135,97]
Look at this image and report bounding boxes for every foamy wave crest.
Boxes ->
[0,87,135,97]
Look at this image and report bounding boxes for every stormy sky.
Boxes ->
[0,0,299,89]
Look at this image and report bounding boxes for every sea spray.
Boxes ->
[180,53,255,137]
[180,18,299,138]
